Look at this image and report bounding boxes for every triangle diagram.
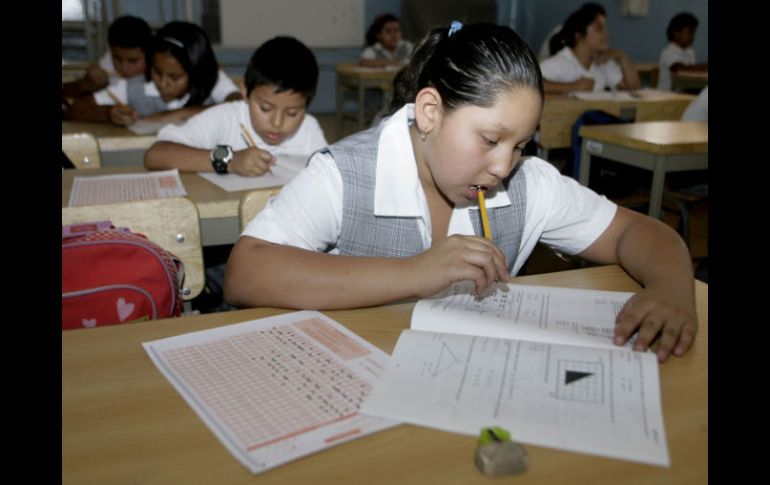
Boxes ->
[565,370,593,385]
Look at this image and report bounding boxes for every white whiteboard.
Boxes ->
[220,0,364,48]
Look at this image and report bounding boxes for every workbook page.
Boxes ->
[68,169,187,206]
[362,329,669,466]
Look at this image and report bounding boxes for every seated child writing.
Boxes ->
[68,21,241,126]
[540,3,639,93]
[144,36,327,176]
[360,13,415,68]
[657,12,707,91]
[225,22,697,363]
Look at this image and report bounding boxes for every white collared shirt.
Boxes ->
[539,47,624,92]
[657,42,696,91]
[242,104,616,274]
[93,69,238,107]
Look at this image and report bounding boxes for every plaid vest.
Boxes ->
[325,124,527,273]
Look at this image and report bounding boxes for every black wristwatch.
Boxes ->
[210,145,233,174]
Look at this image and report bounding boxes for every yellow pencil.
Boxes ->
[477,189,492,240]
[240,123,273,174]
[106,88,124,106]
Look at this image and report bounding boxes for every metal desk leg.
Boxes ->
[579,140,592,186]
[648,155,667,219]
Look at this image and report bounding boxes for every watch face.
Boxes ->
[214,146,229,160]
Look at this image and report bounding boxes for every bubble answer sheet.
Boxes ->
[143,310,399,474]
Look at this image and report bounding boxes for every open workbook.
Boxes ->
[198,153,310,192]
[361,281,671,467]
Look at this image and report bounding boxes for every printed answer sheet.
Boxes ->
[361,330,669,466]
[412,282,635,349]
[198,153,309,192]
[143,311,398,474]
[68,169,187,207]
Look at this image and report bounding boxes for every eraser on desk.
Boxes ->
[474,426,528,476]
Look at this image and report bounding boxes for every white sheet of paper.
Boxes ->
[361,329,669,467]
[569,90,639,101]
[68,169,187,207]
[127,119,168,135]
[411,281,635,350]
[143,310,399,475]
[198,154,310,192]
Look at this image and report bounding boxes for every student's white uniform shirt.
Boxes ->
[360,40,415,61]
[242,104,617,275]
[681,86,708,122]
[156,100,327,156]
[657,42,696,91]
[93,67,238,107]
[539,47,624,92]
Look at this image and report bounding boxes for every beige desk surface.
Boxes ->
[336,62,398,82]
[579,121,708,155]
[540,91,695,150]
[62,121,157,152]
[62,265,707,485]
[61,166,277,220]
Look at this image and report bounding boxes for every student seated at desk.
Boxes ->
[360,13,415,68]
[225,21,697,363]
[62,15,152,100]
[539,3,639,94]
[656,12,707,91]
[66,21,241,127]
[144,36,326,176]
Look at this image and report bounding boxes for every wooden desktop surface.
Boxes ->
[62,121,157,152]
[540,91,695,151]
[62,265,708,484]
[579,121,708,155]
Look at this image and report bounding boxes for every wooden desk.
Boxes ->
[62,121,157,152]
[335,62,397,134]
[61,167,280,246]
[62,265,707,484]
[62,59,89,83]
[634,62,659,88]
[579,121,708,218]
[671,71,708,92]
[539,90,695,152]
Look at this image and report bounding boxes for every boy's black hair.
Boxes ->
[667,12,699,40]
[244,36,319,106]
[108,15,152,51]
[146,21,219,107]
[366,13,400,46]
[549,2,606,56]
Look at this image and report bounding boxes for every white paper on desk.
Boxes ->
[361,329,670,467]
[68,169,187,207]
[198,153,309,192]
[411,281,636,350]
[143,310,399,475]
[569,90,639,101]
[127,119,168,135]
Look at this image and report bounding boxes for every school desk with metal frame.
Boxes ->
[538,91,695,156]
[335,62,397,134]
[61,166,280,247]
[62,265,707,485]
[62,120,157,153]
[578,121,708,220]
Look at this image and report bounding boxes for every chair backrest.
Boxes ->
[62,133,102,169]
[61,197,204,300]
[239,189,280,232]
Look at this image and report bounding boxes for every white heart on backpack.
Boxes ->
[117,298,135,322]
[82,318,97,328]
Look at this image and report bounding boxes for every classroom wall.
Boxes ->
[515,0,708,63]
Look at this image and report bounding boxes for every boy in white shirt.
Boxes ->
[144,36,327,177]
[657,12,706,91]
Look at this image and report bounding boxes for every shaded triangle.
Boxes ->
[565,370,593,385]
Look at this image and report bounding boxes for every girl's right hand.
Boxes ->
[409,235,510,298]
[109,105,139,126]
[230,147,276,177]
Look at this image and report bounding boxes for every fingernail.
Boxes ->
[613,336,624,345]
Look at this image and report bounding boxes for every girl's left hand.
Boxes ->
[613,288,698,363]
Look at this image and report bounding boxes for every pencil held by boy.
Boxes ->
[144,36,326,176]
[225,21,697,363]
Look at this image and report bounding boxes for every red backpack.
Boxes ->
[62,221,184,330]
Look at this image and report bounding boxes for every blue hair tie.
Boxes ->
[448,20,463,37]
